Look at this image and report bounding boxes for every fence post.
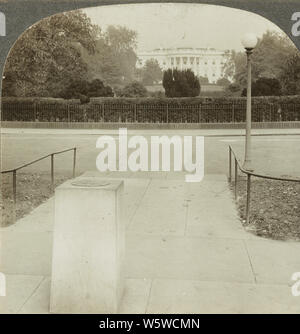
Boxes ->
[198,104,201,123]
[232,103,235,123]
[12,170,17,205]
[166,103,169,123]
[246,174,251,224]
[73,148,77,178]
[34,102,37,122]
[134,104,137,123]
[234,159,238,200]
[228,147,232,182]
[67,104,70,123]
[51,154,54,189]
[102,103,105,122]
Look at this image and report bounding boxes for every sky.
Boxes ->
[83,3,284,52]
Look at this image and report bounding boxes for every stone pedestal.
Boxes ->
[50,176,124,314]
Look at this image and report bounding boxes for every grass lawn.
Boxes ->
[0,172,69,227]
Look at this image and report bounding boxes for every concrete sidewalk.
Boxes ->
[2,127,300,137]
[1,173,300,314]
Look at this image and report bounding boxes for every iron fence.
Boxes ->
[2,101,300,123]
[228,145,300,224]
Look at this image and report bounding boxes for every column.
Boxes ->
[50,176,124,314]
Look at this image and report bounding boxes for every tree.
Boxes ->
[162,69,200,97]
[139,59,163,85]
[280,51,300,95]
[82,25,138,86]
[223,31,297,89]
[3,10,98,97]
[117,81,148,97]
[242,77,282,96]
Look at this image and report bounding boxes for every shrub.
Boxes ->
[117,81,148,97]
[79,94,90,104]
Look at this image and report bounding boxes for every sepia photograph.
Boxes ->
[0,1,300,316]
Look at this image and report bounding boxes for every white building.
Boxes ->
[137,47,228,84]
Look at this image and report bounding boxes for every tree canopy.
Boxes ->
[163,69,200,97]
[137,59,163,86]
[280,51,300,95]
[242,77,282,97]
[3,12,138,97]
[3,10,98,97]
[222,31,299,95]
[82,25,138,86]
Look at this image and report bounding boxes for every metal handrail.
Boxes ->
[228,145,300,225]
[1,147,77,206]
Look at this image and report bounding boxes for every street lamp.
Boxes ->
[241,33,258,171]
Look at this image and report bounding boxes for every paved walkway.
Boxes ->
[1,173,300,313]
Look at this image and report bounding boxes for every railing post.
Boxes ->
[34,102,37,122]
[51,154,54,189]
[166,103,169,123]
[234,159,238,200]
[228,146,232,182]
[12,170,17,205]
[246,174,251,224]
[73,148,77,178]
[67,104,70,123]
[102,103,105,122]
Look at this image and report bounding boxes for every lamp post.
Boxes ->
[241,33,258,171]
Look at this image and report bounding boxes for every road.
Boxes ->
[1,129,300,178]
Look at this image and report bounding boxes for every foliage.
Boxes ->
[137,59,163,85]
[223,31,298,89]
[116,81,148,97]
[60,78,114,99]
[78,94,90,104]
[2,10,98,97]
[280,51,300,95]
[82,25,138,86]
[4,95,300,106]
[242,77,282,97]
[149,91,165,98]
[162,69,200,97]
